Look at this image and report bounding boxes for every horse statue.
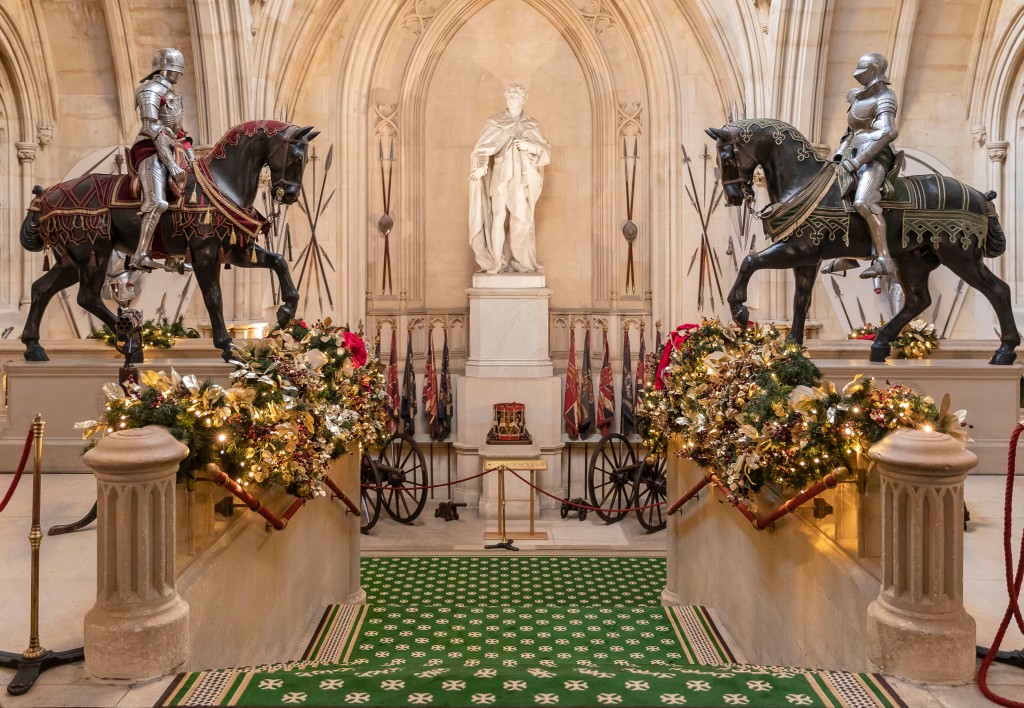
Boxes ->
[19,120,319,362]
[705,119,1019,365]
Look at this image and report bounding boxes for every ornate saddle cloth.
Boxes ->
[763,166,988,252]
[29,164,268,253]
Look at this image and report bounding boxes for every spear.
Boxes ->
[830,277,854,331]
[931,293,942,330]
[856,297,867,328]
[686,247,700,276]
[941,279,965,338]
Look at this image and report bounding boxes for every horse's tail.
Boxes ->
[983,190,1006,258]
[19,185,44,252]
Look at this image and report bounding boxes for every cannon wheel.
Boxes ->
[378,432,429,524]
[633,453,667,533]
[360,453,383,534]
[586,433,638,524]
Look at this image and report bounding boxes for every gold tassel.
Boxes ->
[201,210,212,225]
[229,228,237,246]
[189,184,198,205]
[250,247,258,264]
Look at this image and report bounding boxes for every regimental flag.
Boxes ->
[634,326,646,411]
[437,327,453,440]
[423,328,440,440]
[596,327,615,435]
[654,322,662,358]
[620,328,635,437]
[563,327,581,440]
[386,329,399,435]
[400,331,417,436]
[578,326,596,439]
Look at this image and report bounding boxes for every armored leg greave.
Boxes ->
[852,162,894,279]
[132,155,169,271]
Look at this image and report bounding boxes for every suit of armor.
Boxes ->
[835,52,899,280]
[130,48,194,272]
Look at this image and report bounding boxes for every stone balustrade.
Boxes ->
[82,427,363,677]
[665,427,977,677]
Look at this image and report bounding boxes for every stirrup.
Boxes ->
[130,254,161,272]
[820,258,861,275]
[859,259,893,279]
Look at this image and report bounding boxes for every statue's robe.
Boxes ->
[468,111,550,273]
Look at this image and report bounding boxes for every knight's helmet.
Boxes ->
[854,52,890,86]
[151,48,185,75]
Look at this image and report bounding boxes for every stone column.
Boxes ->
[865,428,976,682]
[16,141,38,307]
[83,426,190,679]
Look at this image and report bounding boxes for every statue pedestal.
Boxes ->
[456,273,563,519]
[466,273,553,377]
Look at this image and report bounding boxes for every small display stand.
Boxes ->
[483,458,548,551]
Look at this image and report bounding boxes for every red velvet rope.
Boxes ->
[360,467,492,492]
[0,427,36,515]
[976,423,1024,708]
[507,468,665,513]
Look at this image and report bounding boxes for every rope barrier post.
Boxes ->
[484,465,517,552]
[0,415,85,695]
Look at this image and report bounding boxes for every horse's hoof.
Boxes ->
[23,343,49,362]
[868,344,890,363]
[219,348,234,363]
[731,305,750,330]
[276,306,295,328]
[989,347,1018,365]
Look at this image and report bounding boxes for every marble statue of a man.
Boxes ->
[468,83,551,274]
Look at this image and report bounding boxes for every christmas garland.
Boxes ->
[848,319,939,359]
[88,315,200,349]
[78,319,389,499]
[638,319,967,496]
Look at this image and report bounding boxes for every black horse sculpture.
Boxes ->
[19,120,318,361]
[706,119,1019,365]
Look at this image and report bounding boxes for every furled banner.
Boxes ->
[563,326,580,440]
[437,327,453,440]
[578,325,595,439]
[596,325,615,435]
[620,327,634,437]
[423,328,439,440]
[400,330,417,436]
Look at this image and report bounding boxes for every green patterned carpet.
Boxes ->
[158,555,903,707]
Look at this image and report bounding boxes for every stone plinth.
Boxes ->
[866,429,977,683]
[83,426,190,680]
[465,273,553,378]
[816,358,1022,474]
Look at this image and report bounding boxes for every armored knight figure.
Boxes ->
[834,52,899,279]
[130,48,194,272]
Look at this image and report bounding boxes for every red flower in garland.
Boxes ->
[343,331,368,368]
[655,324,699,390]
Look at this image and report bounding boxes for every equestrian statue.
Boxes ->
[706,52,1018,365]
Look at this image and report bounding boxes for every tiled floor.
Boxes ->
[0,473,1020,707]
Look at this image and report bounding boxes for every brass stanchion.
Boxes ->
[0,414,85,695]
[484,466,518,551]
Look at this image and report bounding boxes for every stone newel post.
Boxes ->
[865,428,976,682]
[83,426,190,679]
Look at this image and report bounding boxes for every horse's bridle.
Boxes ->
[266,126,307,201]
[715,128,759,209]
